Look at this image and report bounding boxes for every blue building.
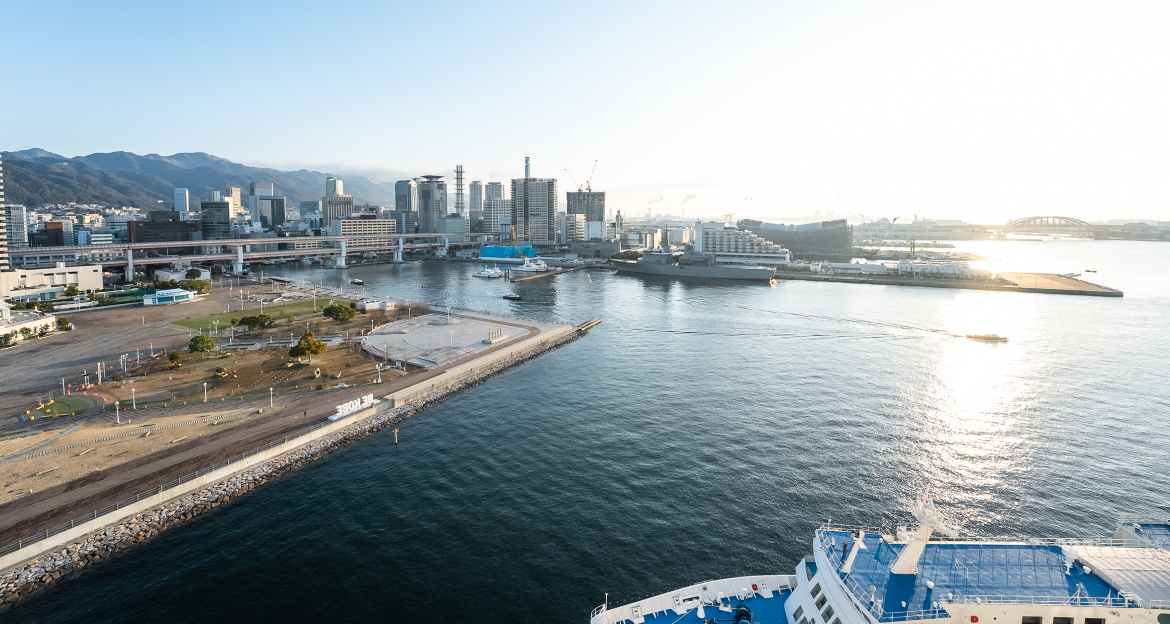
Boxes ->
[480,245,535,259]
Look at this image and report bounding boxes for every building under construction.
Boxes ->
[737,218,853,253]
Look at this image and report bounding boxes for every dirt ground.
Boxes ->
[0,402,279,505]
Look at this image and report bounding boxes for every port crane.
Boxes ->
[724,197,752,225]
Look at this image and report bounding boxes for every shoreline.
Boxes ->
[0,328,587,608]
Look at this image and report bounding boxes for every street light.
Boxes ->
[269,387,273,408]
[115,401,120,424]
[213,320,219,336]
[203,382,207,403]
[131,388,136,410]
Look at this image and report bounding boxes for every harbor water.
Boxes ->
[7,240,1168,622]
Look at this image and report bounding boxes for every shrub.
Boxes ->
[168,351,182,363]
[239,314,275,330]
[185,268,202,280]
[64,285,80,297]
[56,316,70,329]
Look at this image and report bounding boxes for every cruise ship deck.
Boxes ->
[631,588,792,624]
[818,530,1130,621]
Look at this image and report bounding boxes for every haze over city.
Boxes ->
[5,0,1170,224]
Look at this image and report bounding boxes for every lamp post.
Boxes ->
[115,401,120,424]
[131,388,136,410]
[446,306,450,324]
[269,387,273,408]
[203,382,207,403]
[213,320,219,336]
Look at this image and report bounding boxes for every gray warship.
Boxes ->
[614,248,776,281]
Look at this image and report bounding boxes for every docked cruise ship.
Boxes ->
[591,496,1170,624]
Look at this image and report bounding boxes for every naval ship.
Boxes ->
[614,249,776,281]
[591,496,1170,624]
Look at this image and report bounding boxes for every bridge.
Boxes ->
[8,232,502,277]
[937,216,1165,240]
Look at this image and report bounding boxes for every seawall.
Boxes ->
[0,323,591,607]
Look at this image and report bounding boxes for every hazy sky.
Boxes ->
[4,0,1169,223]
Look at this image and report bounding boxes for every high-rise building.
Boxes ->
[2,204,28,249]
[322,177,355,226]
[174,188,190,221]
[469,181,483,218]
[483,198,510,234]
[510,157,557,244]
[225,187,243,216]
[45,220,75,246]
[395,179,418,213]
[567,191,606,223]
[486,181,504,200]
[0,152,7,269]
[417,175,447,233]
[438,213,469,243]
[201,201,232,240]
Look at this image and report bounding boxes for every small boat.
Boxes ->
[503,294,522,301]
[300,256,313,265]
[512,258,548,272]
[473,265,506,279]
[1085,269,1097,272]
[967,333,1008,342]
[350,278,364,285]
[261,259,276,265]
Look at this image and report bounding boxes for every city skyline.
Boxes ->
[4,1,1170,225]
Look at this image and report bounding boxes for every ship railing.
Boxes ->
[941,595,1131,608]
[817,531,892,621]
[817,525,1131,547]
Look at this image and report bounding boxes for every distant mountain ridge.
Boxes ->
[1,149,398,209]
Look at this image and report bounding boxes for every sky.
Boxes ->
[4,0,1169,224]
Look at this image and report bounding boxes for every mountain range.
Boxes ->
[1,149,398,210]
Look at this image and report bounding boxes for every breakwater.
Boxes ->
[0,326,589,608]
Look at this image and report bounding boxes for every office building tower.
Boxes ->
[510,157,557,244]
[327,214,399,248]
[174,188,190,221]
[3,204,28,249]
[200,201,232,240]
[322,176,355,225]
[225,187,243,216]
[486,181,504,200]
[567,191,606,223]
[46,220,75,246]
[250,182,275,197]
[395,179,418,212]
[270,198,287,228]
[454,165,465,215]
[483,198,510,233]
[0,152,7,268]
[438,213,469,243]
[417,175,447,232]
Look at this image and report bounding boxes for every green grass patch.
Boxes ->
[173,298,351,331]
[39,397,91,417]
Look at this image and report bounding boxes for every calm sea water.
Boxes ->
[9,240,1169,622]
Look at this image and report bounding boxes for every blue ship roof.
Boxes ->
[1131,523,1170,549]
[822,531,1121,620]
[634,588,791,624]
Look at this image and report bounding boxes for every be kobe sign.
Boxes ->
[336,394,375,417]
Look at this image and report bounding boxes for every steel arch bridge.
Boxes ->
[1000,216,1095,234]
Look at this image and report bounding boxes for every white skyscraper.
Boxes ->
[483,198,510,233]
[174,188,190,221]
[469,181,483,216]
[486,181,504,200]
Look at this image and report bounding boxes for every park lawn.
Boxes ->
[39,396,91,417]
[173,298,352,331]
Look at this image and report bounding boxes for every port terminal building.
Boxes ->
[737,218,853,253]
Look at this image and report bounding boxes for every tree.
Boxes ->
[19,327,32,338]
[56,316,70,330]
[239,314,275,330]
[64,285,80,297]
[168,350,181,363]
[289,332,327,362]
[188,334,216,358]
[39,301,55,313]
[185,268,202,280]
[323,304,355,323]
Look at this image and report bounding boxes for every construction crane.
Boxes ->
[564,169,583,192]
[724,197,752,225]
[586,160,598,192]
[883,216,900,240]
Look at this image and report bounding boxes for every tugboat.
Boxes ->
[966,333,1008,342]
[350,278,364,285]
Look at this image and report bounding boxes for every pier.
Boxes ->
[773,271,1123,297]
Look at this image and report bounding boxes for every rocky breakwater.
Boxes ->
[0,328,586,608]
